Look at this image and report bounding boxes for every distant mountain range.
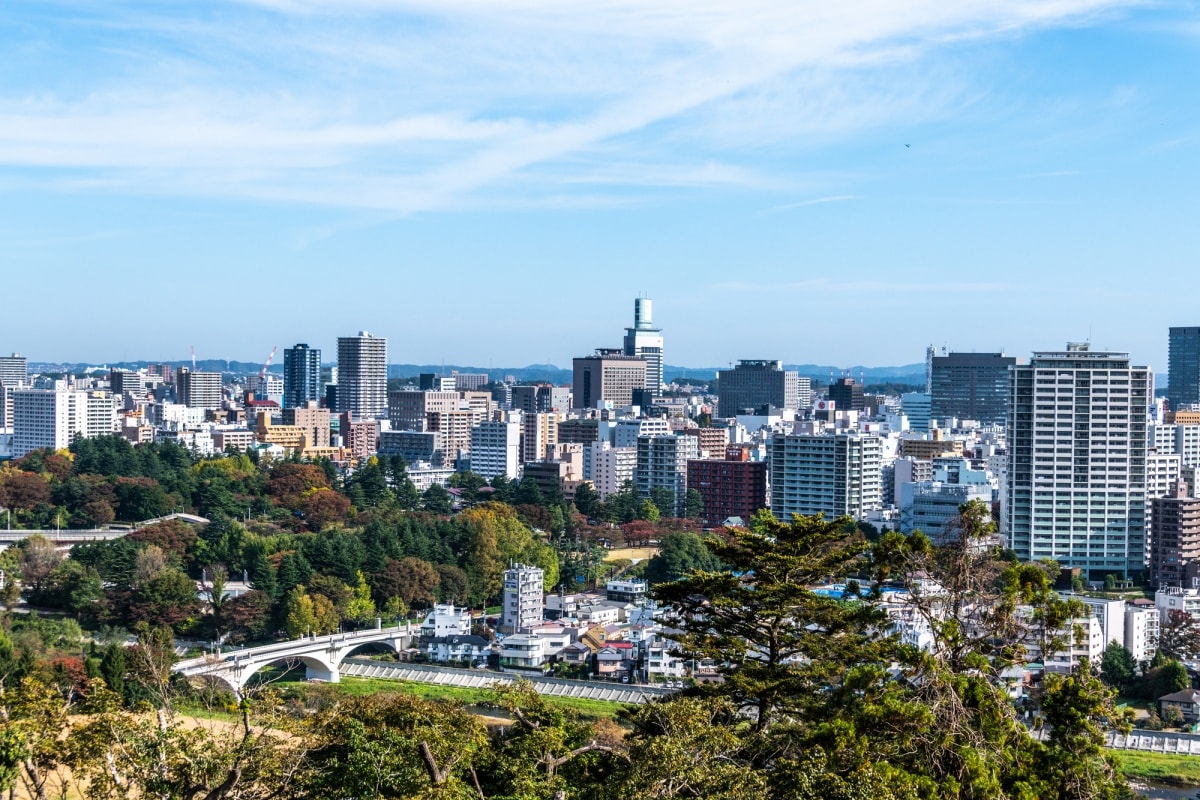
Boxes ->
[32,360,928,388]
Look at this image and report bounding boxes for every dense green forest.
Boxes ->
[0,503,1142,799]
[0,436,728,641]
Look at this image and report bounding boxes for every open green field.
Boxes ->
[334,675,628,720]
[245,667,628,721]
[1115,751,1200,786]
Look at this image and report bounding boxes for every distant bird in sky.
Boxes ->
[904,144,911,148]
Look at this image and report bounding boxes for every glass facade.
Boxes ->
[1168,327,1200,411]
[930,352,1015,425]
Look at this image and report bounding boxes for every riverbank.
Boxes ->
[1116,750,1200,787]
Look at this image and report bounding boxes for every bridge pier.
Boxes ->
[304,661,340,683]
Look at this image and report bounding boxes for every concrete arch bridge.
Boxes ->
[173,621,415,693]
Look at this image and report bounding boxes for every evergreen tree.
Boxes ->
[422,484,453,515]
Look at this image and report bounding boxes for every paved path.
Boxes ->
[341,658,677,704]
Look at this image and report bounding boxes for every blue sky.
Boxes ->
[1,0,1198,372]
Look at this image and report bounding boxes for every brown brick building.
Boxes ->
[1151,481,1200,588]
[686,447,768,527]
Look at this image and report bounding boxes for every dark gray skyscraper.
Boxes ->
[930,352,1016,425]
[1169,327,1200,411]
[717,360,807,416]
[283,343,322,408]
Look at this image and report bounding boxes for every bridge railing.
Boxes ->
[174,622,415,672]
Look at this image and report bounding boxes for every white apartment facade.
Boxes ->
[588,442,636,499]
[13,388,117,458]
[769,432,883,520]
[1003,345,1150,581]
[469,419,521,480]
[501,563,545,635]
[634,433,699,516]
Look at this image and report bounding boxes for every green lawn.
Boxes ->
[333,676,628,720]
[1115,750,1200,786]
[243,668,628,721]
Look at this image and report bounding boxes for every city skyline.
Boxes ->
[3,2,1200,368]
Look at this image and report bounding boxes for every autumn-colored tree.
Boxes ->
[371,557,441,610]
[299,488,351,530]
[0,470,52,511]
[268,462,330,508]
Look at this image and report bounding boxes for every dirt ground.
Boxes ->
[605,547,658,563]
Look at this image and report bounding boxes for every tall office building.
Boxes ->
[511,385,571,414]
[622,298,664,397]
[572,350,647,409]
[769,432,882,520]
[1169,327,1200,411]
[1003,344,1150,580]
[337,331,388,419]
[283,344,322,408]
[716,360,805,416]
[0,353,27,387]
[175,368,223,409]
[828,377,865,412]
[501,563,545,634]
[930,352,1016,425]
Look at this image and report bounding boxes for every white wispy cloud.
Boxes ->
[764,195,862,214]
[0,0,1139,212]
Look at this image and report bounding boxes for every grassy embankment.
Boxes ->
[246,667,627,721]
[1115,750,1200,786]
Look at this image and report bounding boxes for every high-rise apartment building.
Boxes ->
[0,353,28,388]
[571,350,647,409]
[469,419,521,480]
[930,352,1016,425]
[686,448,768,525]
[13,388,116,457]
[522,412,559,464]
[634,434,699,516]
[501,563,545,634]
[337,331,387,419]
[717,360,806,416]
[769,432,882,520]
[1150,481,1200,588]
[1169,327,1200,411]
[587,442,637,499]
[1003,344,1150,580]
[283,344,322,408]
[282,401,331,449]
[175,368,223,409]
[622,298,665,397]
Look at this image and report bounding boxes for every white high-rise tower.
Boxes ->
[623,297,664,397]
[1003,343,1150,581]
[337,331,388,419]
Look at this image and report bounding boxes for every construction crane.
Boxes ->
[259,345,278,381]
